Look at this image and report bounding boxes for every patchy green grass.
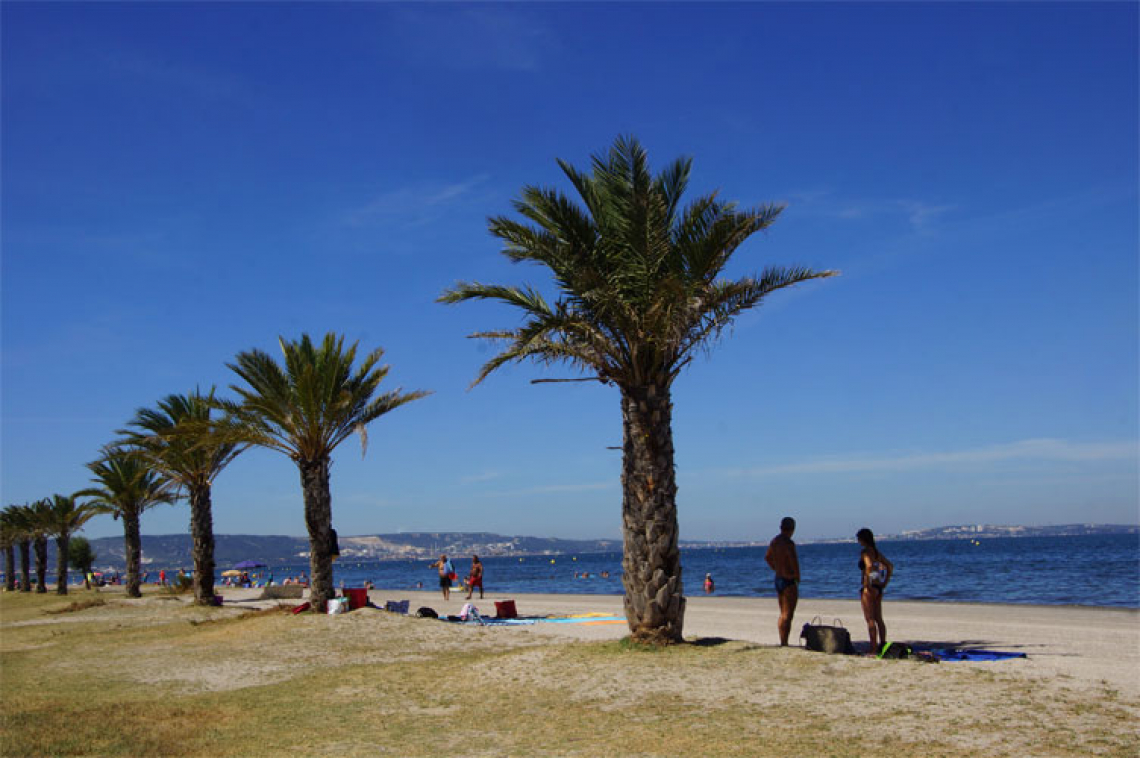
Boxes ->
[1,590,1137,757]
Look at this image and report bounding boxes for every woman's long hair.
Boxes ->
[857,528,878,556]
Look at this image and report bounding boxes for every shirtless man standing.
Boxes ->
[765,517,801,646]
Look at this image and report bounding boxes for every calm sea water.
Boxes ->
[219,534,1139,608]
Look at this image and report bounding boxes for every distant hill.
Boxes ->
[78,532,623,569]
[55,524,1136,570]
[889,523,1138,541]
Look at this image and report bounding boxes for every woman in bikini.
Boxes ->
[857,528,893,654]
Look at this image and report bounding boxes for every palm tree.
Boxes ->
[440,136,837,644]
[28,499,53,594]
[119,389,244,606]
[79,448,177,598]
[41,493,101,595]
[217,333,429,611]
[0,506,23,592]
[6,505,33,592]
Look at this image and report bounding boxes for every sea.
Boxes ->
[218,533,1139,609]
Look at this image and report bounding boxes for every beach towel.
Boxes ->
[927,648,1027,662]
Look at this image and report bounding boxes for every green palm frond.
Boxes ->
[79,448,178,519]
[223,332,430,463]
[440,135,838,390]
[40,494,101,538]
[0,505,33,545]
[119,388,245,489]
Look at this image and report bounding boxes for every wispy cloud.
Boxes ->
[720,439,1138,478]
[386,8,555,72]
[484,481,615,497]
[786,190,954,234]
[101,50,246,103]
[459,470,505,485]
[342,174,491,228]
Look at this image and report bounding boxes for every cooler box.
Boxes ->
[342,587,368,610]
[494,600,517,619]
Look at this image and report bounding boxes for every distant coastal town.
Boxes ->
[76,523,1138,568]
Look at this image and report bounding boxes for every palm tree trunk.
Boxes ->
[4,546,14,591]
[19,540,31,592]
[619,380,685,645]
[188,485,216,606]
[33,536,48,593]
[299,457,335,612]
[55,535,71,596]
[123,511,143,598]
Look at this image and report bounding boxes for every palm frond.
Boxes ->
[440,135,838,390]
[224,332,429,464]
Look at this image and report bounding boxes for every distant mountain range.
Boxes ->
[887,523,1139,541]
[69,524,1136,569]
[80,532,624,569]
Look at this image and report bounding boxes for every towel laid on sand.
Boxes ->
[927,648,1027,662]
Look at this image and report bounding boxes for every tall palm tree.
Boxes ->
[6,505,33,592]
[440,136,837,644]
[41,493,101,595]
[28,499,53,593]
[79,448,177,598]
[0,506,23,592]
[217,333,429,611]
[120,389,244,606]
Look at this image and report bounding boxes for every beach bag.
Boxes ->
[495,600,517,619]
[327,597,349,615]
[415,606,438,618]
[385,600,410,615]
[801,617,855,654]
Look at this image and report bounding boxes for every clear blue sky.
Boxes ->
[2,2,1137,543]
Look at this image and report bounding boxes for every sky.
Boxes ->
[2,2,1137,544]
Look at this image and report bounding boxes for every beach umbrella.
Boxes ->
[221,570,242,578]
[232,560,267,570]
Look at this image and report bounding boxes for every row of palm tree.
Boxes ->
[58,334,428,611]
[7,136,834,642]
[0,496,102,595]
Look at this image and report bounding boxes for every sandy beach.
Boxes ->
[219,586,1140,698]
[5,584,1137,756]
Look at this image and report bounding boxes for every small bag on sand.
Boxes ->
[801,617,855,654]
[878,642,911,659]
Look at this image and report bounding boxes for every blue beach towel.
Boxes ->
[928,648,1027,662]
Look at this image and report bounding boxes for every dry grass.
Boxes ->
[44,598,107,615]
[1,589,1136,757]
